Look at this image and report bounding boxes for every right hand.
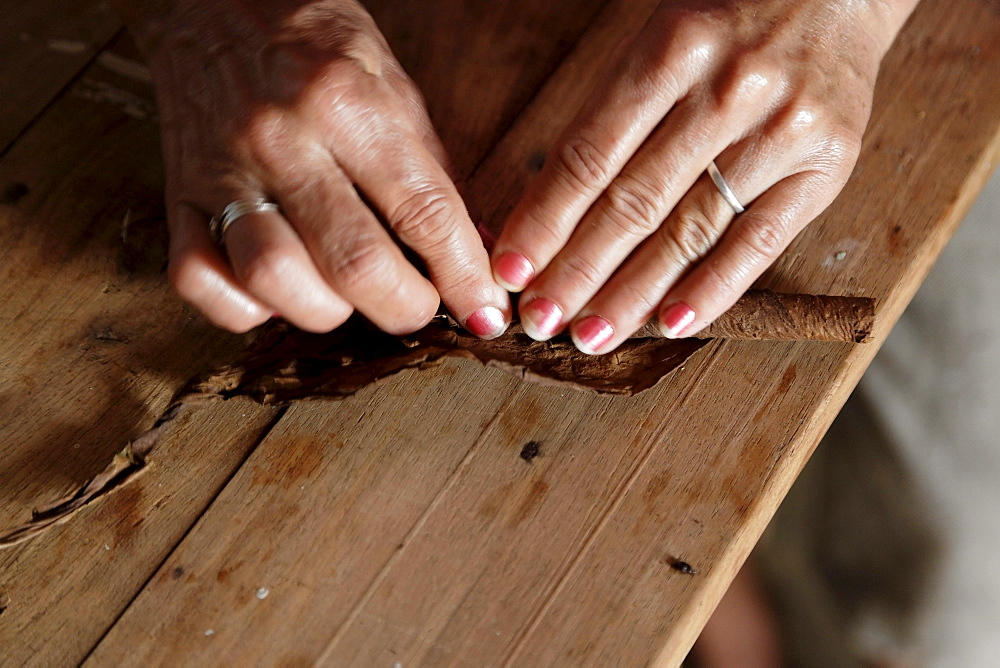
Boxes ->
[130,0,510,337]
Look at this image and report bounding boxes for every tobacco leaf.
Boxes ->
[0,319,707,547]
[1,288,878,547]
[184,317,710,404]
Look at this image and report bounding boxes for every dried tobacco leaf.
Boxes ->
[0,289,875,547]
[183,317,709,405]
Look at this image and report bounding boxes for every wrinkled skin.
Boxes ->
[129,0,511,337]
[491,0,917,352]
[117,0,917,352]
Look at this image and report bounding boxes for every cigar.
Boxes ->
[498,290,875,343]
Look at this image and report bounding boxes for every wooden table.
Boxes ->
[1,0,997,664]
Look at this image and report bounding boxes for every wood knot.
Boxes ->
[519,441,541,463]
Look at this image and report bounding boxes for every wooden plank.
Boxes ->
[0,0,121,153]
[0,32,284,665]
[0,405,282,665]
[363,0,609,178]
[87,0,1000,664]
[89,369,530,663]
[0,2,610,664]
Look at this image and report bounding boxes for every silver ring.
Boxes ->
[706,161,745,214]
[209,198,279,243]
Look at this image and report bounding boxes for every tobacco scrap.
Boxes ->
[0,403,188,547]
[0,320,705,547]
[0,290,874,548]
[180,317,710,406]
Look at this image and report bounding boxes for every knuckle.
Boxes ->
[626,42,683,99]
[389,186,457,248]
[655,8,718,58]
[560,251,605,285]
[615,281,663,320]
[820,131,863,177]
[396,297,439,333]
[238,248,298,295]
[785,100,823,133]
[702,257,747,297]
[324,237,394,292]
[773,97,828,149]
[723,58,779,105]
[604,178,663,237]
[797,129,861,184]
[306,60,390,125]
[237,108,292,162]
[242,109,283,148]
[732,214,788,262]
[625,12,718,100]
[665,204,719,263]
[314,57,368,93]
[555,137,614,189]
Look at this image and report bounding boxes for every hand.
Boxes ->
[490,0,916,353]
[122,0,510,336]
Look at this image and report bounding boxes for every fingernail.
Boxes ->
[573,315,614,355]
[520,297,564,340]
[661,303,696,338]
[493,252,535,292]
[465,306,508,339]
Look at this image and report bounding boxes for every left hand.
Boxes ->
[490,0,916,353]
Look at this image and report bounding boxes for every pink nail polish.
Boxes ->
[573,315,614,354]
[520,297,564,340]
[465,306,508,339]
[661,303,696,338]
[494,252,535,292]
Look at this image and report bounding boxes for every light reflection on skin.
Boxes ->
[113,0,921,351]
[791,107,816,129]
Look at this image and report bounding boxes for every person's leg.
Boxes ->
[689,560,785,667]
[857,167,1000,664]
[696,168,1000,665]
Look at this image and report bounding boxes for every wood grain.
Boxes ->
[363,0,609,178]
[0,31,285,664]
[89,0,999,664]
[0,4,611,665]
[0,0,121,153]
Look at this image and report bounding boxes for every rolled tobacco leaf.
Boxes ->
[602,290,874,343]
[0,290,874,547]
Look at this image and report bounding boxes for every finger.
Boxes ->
[222,206,354,333]
[384,67,457,178]
[267,152,443,336]
[657,170,838,339]
[516,89,766,342]
[490,22,709,292]
[166,203,272,333]
[564,147,779,353]
[382,74,502,263]
[341,129,512,339]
